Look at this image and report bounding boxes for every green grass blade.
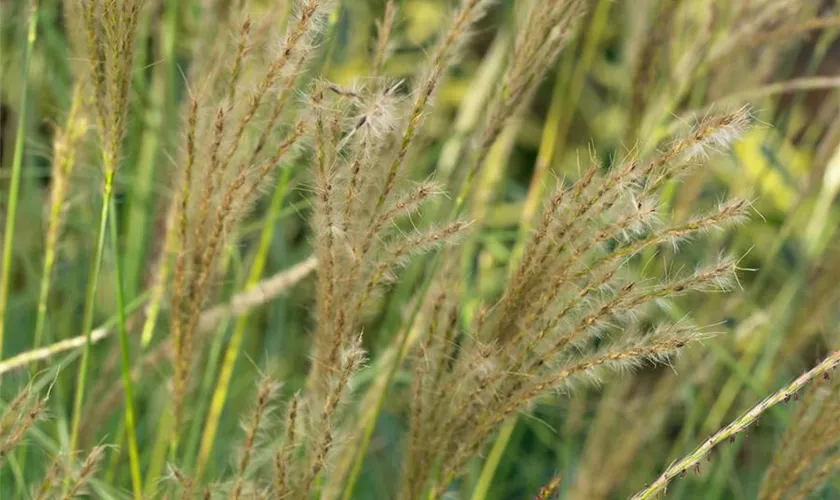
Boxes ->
[67,171,115,473]
[123,2,178,299]
[470,419,516,500]
[108,196,143,499]
[0,0,39,362]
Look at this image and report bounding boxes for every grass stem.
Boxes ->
[64,166,115,494]
[67,169,115,460]
[108,197,143,499]
[0,0,39,365]
[631,348,840,500]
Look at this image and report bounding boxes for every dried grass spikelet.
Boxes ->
[400,106,752,497]
[33,451,68,500]
[303,0,496,401]
[459,0,586,190]
[372,0,398,76]
[273,393,300,499]
[166,0,330,430]
[169,465,197,500]
[29,446,108,500]
[0,383,49,463]
[758,371,840,500]
[79,0,144,173]
[295,335,366,498]
[303,85,468,389]
[268,338,365,497]
[231,376,279,500]
[63,445,107,499]
[371,0,496,215]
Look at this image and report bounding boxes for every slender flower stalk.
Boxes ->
[231,377,277,500]
[108,197,143,498]
[372,1,397,76]
[66,5,144,497]
[339,2,497,493]
[31,84,86,368]
[165,1,327,467]
[632,349,840,500]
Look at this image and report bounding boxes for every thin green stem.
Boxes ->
[0,0,39,364]
[31,215,58,365]
[109,197,144,499]
[470,419,516,500]
[144,403,174,497]
[68,170,115,463]
[181,315,232,471]
[103,424,126,486]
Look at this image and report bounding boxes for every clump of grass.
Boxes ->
[401,106,752,497]
[338,2,588,492]
[164,0,328,434]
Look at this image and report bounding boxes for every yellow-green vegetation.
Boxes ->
[1,0,839,499]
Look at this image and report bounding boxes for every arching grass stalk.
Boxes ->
[0,292,149,375]
[0,0,39,368]
[108,197,143,499]
[631,348,840,500]
[0,256,316,376]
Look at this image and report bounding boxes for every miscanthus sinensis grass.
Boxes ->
[3,0,840,498]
